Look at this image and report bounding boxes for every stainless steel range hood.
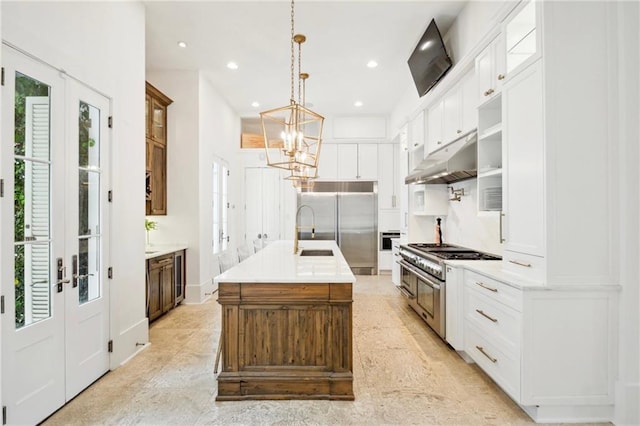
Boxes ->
[405,130,477,185]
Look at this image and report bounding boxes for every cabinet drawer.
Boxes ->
[502,250,545,282]
[465,321,521,402]
[465,287,521,354]
[149,254,174,269]
[464,270,523,312]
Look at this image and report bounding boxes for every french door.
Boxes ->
[1,46,111,425]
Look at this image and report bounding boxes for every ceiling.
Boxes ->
[144,1,467,119]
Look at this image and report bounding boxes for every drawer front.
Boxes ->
[502,250,545,282]
[465,287,521,354]
[465,270,523,312]
[465,321,521,402]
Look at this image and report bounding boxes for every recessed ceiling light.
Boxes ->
[251,101,260,108]
[227,62,239,70]
[177,41,187,48]
[366,60,378,68]
[354,101,363,107]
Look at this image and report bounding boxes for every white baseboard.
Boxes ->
[615,380,640,425]
[521,404,614,423]
[185,278,215,304]
[110,317,148,370]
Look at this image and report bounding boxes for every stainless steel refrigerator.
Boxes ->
[297,181,378,275]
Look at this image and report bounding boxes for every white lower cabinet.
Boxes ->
[461,268,617,422]
[391,240,401,285]
[444,265,463,350]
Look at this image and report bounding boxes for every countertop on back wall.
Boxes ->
[145,244,188,260]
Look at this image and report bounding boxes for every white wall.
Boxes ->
[145,71,241,303]
[615,2,640,424]
[1,1,147,367]
[198,73,241,298]
[145,70,201,299]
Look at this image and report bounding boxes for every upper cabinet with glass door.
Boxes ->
[145,82,173,215]
[504,0,541,79]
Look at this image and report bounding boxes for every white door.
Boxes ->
[64,83,111,400]
[245,168,281,246]
[1,46,110,425]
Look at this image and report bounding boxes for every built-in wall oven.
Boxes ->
[380,231,400,251]
[397,243,501,340]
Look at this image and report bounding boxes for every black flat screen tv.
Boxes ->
[407,19,452,97]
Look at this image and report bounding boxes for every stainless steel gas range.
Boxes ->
[397,243,501,339]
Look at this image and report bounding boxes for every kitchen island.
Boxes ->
[214,240,355,401]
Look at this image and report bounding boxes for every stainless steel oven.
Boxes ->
[397,243,501,341]
[398,256,445,339]
[380,231,400,251]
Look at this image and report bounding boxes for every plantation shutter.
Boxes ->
[25,96,51,321]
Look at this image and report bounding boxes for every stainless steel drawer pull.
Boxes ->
[476,281,498,293]
[509,259,532,267]
[476,346,497,363]
[476,309,498,323]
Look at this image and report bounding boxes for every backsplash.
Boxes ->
[410,179,503,256]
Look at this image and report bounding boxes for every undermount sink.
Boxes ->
[299,249,334,257]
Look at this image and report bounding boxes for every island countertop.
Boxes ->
[214,240,355,284]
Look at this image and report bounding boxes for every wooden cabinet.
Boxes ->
[476,33,506,106]
[146,250,186,321]
[217,281,353,400]
[145,82,172,215]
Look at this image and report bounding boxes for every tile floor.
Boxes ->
[43,275,601,425]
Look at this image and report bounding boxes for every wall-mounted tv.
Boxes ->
[407,19,452,97]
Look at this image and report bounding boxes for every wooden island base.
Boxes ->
[216,281,354,401]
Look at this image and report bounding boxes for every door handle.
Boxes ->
[56,257,70,292]
[72,254,78,288]
[257,234,262,239]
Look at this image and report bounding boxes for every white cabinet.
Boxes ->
[476,33,506,106]
[337,144,358,179]
[461,268,617,421]
[427,70,477,156]
[411,184,448,216]
[378,143,399,209]
[502,60,544,272]
[245,167,281,244]
[399,143,409,232]
[357,144,378,180]
[426,101,443,154]
[408,111,425,150]
[477,95,503,212]
[444,264,464,350]
[391,239,401,285]
[504,0,540,78]
[318,143,338,179]
[334,143,378,180]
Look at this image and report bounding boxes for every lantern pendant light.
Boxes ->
[260,0,324,177]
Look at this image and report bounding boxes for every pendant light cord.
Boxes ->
[290,0,295,104]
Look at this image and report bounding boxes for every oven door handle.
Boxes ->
[396,285,416,300]
[399,259,442,290]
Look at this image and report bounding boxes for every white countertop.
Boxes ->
[444,259,545,290]
[145,244,188,260]
[214,240,356,284]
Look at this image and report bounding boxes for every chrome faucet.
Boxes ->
[294,204,315,254]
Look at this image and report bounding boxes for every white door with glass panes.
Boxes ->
[245,167,280,248]
[1,46,111,425]
[213,160,230,254]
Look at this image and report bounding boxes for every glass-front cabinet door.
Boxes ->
[504,0,539,75]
